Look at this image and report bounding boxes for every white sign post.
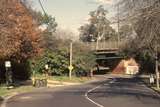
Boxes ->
[5,61,13,87]
[5,61,11,68]
[45,64,49,70]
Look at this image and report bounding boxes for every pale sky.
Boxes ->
[32,0,116,35]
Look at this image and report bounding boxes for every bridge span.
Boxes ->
[85,41,125,73]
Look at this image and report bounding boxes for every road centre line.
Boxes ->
[85,85,104,107]
[85,77,115,107]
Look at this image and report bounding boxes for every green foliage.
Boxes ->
[48,76,90,83]
[43,14,58,33]
[17,7,96,77]
[30,41,96,76]
[79,5,117,42]
[33,11,57,33]
[72,42,96,76]
[31,49,69,76]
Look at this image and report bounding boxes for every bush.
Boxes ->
[30,49,69,76]
[30,41,96,77]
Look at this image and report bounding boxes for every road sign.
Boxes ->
[68,65,74,71]
[45,64,49,70]
[5,61,11,67]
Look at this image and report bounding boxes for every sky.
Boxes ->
[32,0,116,35]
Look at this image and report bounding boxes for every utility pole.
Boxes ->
[96,39,99,50]
[69,42,73,80]
[96,33,100,50]
[155,45,159,89]
[117,0,120,48]
[96,26,105,50]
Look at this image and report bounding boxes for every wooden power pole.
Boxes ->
[69,42,73,80]
[117,1,120,48]
[155,45,159,89]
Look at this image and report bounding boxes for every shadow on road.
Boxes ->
[88,76,160,101]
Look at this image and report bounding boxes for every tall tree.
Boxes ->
[33,11,58,33]
[79,5,116,42]
[118,0,160,88]
[36,12,58,51]
[20,4,58,52]
[0,0,42,61]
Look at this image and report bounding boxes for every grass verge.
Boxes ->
[152,87,160,93]
[0,85,36,98]
[139,76,160,93]
[33,74,92,83]
[0,76,92,97]
[48,76,92,83]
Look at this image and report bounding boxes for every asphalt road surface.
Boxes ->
[5,75,160,107]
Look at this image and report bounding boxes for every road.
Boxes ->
[4,75,160,107]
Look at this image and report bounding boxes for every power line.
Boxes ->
[38,0,47,16]
[38,0,51,26]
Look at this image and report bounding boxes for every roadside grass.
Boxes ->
[140,76,160,93]
[0,85,36,97]
[32,74,92,83]
[0,85,8,97]
[48,76,92,83]
[0,75,92,97]
[152,87,160,92]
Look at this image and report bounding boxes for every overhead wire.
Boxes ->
[38,0,51,26]
[38,0,48,16]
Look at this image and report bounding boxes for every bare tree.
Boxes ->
[118,0,160,88]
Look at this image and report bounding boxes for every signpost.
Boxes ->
[5,61,13,88]
[45,64,49,70]
[155,46,159,89]
[68,65,74,80]
[5,61,11,68]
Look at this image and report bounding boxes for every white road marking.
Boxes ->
[84,75,116,107]
[85,75,160,107]
[109,81,114,84]
[103,83,109,86]
[2,76,116,107]
[85,85,104,107]
[109,78,116,84]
